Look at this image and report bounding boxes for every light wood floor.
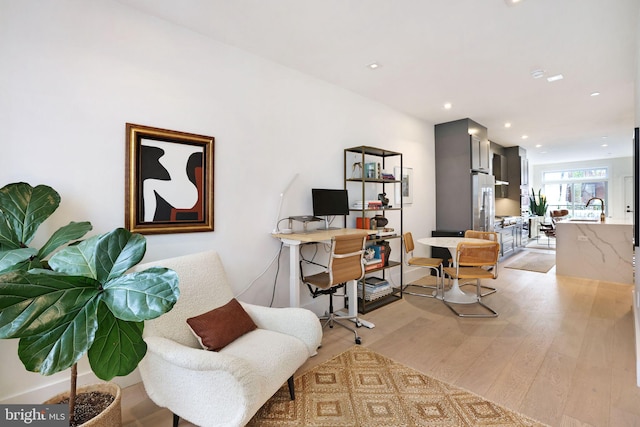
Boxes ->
[122,247,640,427]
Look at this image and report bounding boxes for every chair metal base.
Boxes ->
[443,298,498,318]
[402,273,443,299]
[459,281,496,297]
[319,311,362,345]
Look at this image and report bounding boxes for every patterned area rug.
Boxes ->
[247,346,547,426]
[504,253,556,273]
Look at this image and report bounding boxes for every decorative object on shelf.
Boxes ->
[125,123,215,235]
[364,162,381,179]
[373,215,388,228]
[379,240,391,267]
[378,192,390,208]
[394,166,413,205]
[529,188,548,217]
[0,182,180,426]
[351,161,363,179]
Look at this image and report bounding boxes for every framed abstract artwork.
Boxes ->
[394,166,413,206]
[125,123,214,234]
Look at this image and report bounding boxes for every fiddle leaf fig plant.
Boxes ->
[0,182,180,423]
[0,227,180,378]
[0,182,92,273]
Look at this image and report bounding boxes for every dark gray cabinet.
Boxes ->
[435,118,490,230]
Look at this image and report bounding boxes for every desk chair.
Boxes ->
[301,233,367,344]
[442,241,500,318]
[460,230,498,297]
[402,232,443,298]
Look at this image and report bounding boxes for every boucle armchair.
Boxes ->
[135,250,323,427]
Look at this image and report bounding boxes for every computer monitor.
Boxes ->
[312,188,349,229]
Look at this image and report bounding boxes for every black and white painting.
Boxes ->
[125,124,214,234]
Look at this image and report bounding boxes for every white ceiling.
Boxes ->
[117,0,639,165]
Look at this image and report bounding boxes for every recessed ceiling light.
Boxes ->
[535,144,542,148]
[547,74,564,82]
[591,92,601,97]
[521,135,529,139]
[504,0,523,5]
[444,102,452,110]
[531,69,545,79]
[602,144,608,147]
[367,62,381,70]
[504,122,512,128]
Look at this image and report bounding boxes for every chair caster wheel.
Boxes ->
[356,321,362,328]
[355,338,362,345]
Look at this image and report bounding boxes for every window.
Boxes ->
[542,167,608,219]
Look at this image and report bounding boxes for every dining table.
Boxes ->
[417,236,489,304]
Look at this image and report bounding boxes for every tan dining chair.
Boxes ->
[442,240,500,318]
[402,232,444,298]
[301,233,367,344]
[461,230,499,297]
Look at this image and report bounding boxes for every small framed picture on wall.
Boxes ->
[394,166,413,206]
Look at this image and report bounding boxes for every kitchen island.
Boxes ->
[555,218,633,284]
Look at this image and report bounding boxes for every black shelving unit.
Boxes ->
[344,146,403,314]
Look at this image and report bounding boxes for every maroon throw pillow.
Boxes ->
[186,298,257,351]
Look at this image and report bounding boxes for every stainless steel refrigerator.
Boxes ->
[472,172,495,232]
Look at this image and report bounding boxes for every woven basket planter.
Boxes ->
[44,383,122,427]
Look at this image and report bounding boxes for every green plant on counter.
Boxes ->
[529,188,549,216]
[0,182,180,424]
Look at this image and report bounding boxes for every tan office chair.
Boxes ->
[442,241,500,318]
[301,233,367,344]
[402,232,443,298]
[461,230,498,297]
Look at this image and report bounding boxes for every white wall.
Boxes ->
[0,1,436,402]
[531,157,633,219]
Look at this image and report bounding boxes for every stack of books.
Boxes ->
[357,277,392,301]
[352,200,384,209]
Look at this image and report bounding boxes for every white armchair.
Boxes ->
[135,250,322,427]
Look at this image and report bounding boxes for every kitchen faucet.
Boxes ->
[586,197,606,222]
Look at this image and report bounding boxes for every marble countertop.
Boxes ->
[557,218,632,225]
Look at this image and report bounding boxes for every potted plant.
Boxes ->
[0,182,180,426]
[529,188,549,218]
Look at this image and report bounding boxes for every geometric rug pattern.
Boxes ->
[247,346,548,426]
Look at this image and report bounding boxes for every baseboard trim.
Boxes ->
[0,369,141,404]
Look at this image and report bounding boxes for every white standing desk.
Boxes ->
[272,228,376,326]
[417,236,488,304]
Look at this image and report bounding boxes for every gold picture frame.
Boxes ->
[125,123,214,234]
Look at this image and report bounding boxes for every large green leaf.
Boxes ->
[0,211,21,250]
[0,183,60,246]
[0,271,100,338]
[17,298,100,375]
[0,248,37,273]
[47,235,100,279]
[38,221,93,260]
[94,228,146,283]
[102,267,179,322]
[88,303,146,381]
